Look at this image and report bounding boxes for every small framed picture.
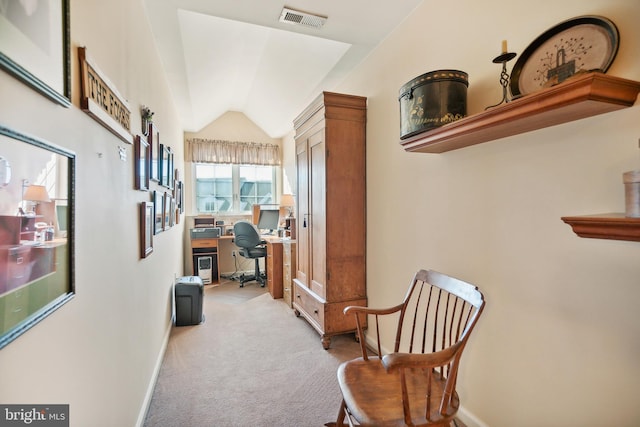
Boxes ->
[134,135,150,190]
[139,201,153,258]
[160,144,170,188]
[169,196,176,227]
[153,190,163,235]
[148,123,160,182]
[168,150,174,190]
[173,170,180,208]
[176,181,184,214]
[163,192,171,231]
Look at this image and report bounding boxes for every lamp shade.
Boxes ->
[23,185,51,202]
[280,193,295,208]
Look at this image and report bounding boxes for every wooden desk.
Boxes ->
[190,233,284,295]
[191,238,219,284]
[265,239,283,299]
[282,239,296,307]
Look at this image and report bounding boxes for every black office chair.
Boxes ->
[233,220,267,287]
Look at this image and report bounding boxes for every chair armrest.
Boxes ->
[381,342,462,372]
[344,303,406,360]
[344,303,404,317]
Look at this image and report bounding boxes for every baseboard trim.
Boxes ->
[456,406,489,427]
[135,319,172,427]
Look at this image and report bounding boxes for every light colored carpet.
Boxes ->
[143,281,363,427]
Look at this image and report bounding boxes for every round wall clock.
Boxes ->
[510,15,619,98]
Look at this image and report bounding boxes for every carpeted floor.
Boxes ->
[143,280,364,427]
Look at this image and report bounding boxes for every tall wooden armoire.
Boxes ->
[292,92,367,349]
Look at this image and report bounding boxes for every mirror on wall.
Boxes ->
[0,125,75,349]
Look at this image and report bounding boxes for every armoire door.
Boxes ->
[308,129,326,299]
[295,138,309,287]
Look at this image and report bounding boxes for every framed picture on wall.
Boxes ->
[148,123,160,182]
[0,0,71,106]
[139,201,153,258]
[134,134,150,190]
[0,124,75,349]
[163,192,171,231]
[160,144,170,188]
[168,150,174,190]
[176,181,184,214]
[153,190,163,235]
[180,181,184,214]
[169,196,176,227]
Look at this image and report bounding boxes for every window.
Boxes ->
[195,163,276,214]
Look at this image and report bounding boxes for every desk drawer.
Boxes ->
[191,239,218,249]
[3,287,29,329]
[293,282,324,330]
[5,246,32,292]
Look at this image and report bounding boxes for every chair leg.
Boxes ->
[238,272,251,287]
[254,258,266,287]
[325,399,347,427]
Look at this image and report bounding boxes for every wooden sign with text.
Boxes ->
[78,47,132,143]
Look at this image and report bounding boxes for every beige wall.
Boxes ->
[0,1,184,426]
[184,110,283,144]
[327,0,640,426]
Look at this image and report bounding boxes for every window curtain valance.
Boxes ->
[187,138,281,166]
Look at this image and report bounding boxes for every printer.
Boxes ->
[190,227,221,239]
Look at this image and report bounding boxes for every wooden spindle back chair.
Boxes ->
[328,269,485,427]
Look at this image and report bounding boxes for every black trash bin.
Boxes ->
[174,276,204,326]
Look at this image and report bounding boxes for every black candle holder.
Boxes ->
[485,51,517,110]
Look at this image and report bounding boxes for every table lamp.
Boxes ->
[23,184,51,214]
[280,193,295,218]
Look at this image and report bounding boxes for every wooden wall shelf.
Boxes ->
[561,214,640,242]
[400,72,640,154]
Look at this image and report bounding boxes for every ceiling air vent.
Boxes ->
[279,7,327,29]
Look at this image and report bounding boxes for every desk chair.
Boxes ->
[233,221,267,287]
[327,269,485,427]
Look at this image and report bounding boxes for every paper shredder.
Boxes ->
[174,276,204,326]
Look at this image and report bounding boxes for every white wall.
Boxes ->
[331,0,640,426]
[184,111,283,145]
[0,1,184,426]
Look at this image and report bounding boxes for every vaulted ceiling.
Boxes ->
[144,0,423,138]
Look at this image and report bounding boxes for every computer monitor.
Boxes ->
[55,203,68,237]
[257,209,279,234]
